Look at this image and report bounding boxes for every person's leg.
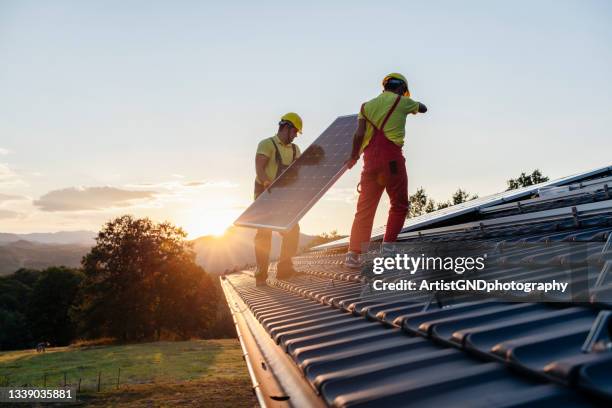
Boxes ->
[348,169,386,253]
[383,159,409,242]
[277,223,300,277]
[254,228,272,280]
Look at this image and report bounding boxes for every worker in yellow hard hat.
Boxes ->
[253,112,303,286]
[345,73,427,269]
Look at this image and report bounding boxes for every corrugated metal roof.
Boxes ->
[222,168,612,407]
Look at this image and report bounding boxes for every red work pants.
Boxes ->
[348,135,408,253]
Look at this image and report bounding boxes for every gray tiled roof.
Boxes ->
[223,167,612,407]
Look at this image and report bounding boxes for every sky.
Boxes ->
[1,0,611,238]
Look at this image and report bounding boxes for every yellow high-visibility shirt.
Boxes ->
[255,134,301,184]
[358,91,420,152]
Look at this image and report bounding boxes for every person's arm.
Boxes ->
[404,97,427,115]
[346,118,366,169]
[255,153,272,187]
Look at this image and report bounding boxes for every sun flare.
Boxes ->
[182,209,238,238]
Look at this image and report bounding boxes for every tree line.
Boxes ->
[408,169,548,218]
[0,215,234,351]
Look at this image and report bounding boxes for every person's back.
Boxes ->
[345,73,427,268]
[360,90,420,151]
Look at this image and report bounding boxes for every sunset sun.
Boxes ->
[182,209,238,238]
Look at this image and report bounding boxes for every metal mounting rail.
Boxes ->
[398,200,612,240]
[480,181,612,214]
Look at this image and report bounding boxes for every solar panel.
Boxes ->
[314,164,612,249]
[234,114,358,231]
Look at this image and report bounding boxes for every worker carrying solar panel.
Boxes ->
[344,73,428,269]
[253,112,303,286]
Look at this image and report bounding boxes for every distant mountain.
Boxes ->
[0,230,96,245]
[192,226,316,274]
[0,227,317,277]
[0,240,89,276]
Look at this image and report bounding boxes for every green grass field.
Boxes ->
[0,339,257,407]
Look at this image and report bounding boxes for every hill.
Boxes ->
[0,339,256,407]
[192,226,316,274]
[0,240,89,276]
[0,227,317,276]
[0,230,96,245]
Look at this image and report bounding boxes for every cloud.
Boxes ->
[0,193,27,203]
[34,186,156,212]
[0,209,20,219]
[0,163,24,187]
[0,148,10,155]
[182,180,238,188]
[183,181,207,187]
[127,179,238,190]
[323,187,358,204]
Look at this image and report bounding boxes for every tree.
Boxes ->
[305,230,346,249]
[0,309,30,350]
[0,273,35,314]
[435,201,451,211]
[451,188,479,205]
[11,268,41,288]
[409,188,436,218]
[408,187,478,218]
[74,215,218,341]
[507,169,549,190]
[26,267,82,346]
[0,271,37,350]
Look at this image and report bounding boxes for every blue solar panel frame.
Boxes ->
[234,114,358,231]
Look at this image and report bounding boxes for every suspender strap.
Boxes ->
[255,138,295,191]
[381,95,402,129]
[271,139,296,165]
[360,103,377,131]
[360,94,402,132]
[271,139,282,165]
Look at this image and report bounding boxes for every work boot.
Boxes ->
[255,274,268,287]
[380,242,398,257]
[344,251,363,269]
[276,262,297,280]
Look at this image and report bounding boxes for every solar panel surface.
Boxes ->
[234,114,358,231]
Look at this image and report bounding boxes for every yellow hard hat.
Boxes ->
[382,73,410,97]
[280,112,303,133]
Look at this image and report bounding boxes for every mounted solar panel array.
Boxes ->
[315,164,612,249]
[234,114,358,231]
